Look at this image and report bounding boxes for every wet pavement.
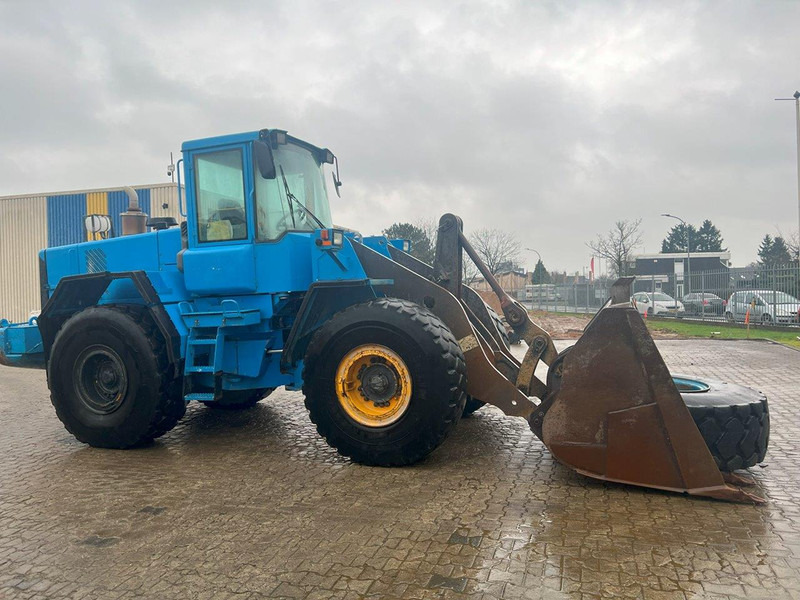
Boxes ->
[0,339,798,599]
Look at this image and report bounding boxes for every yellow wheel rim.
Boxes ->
[335,344,412,427]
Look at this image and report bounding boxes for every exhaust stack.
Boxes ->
[120,186,148,235]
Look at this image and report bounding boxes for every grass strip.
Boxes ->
[645,319,800,349]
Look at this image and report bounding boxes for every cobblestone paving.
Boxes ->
[0,340,798,599]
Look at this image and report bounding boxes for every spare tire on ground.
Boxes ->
[675,375,769,472]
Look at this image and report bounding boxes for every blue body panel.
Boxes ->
[0,318,45,369]
[0,129,399,403]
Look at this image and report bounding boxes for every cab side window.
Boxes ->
[194,149,248,242]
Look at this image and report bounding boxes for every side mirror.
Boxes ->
[331,172,342,197]
[254,140,276,179]
[331,155,342,198]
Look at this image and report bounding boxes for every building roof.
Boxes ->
[634,251,731,261]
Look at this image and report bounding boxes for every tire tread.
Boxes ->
[689,395,769,472]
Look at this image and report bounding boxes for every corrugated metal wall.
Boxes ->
[1,183,183,323]
[0,195,48,323]
[46,193,85,247]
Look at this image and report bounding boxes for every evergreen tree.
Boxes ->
[770,236,793,265]
[661,223,698,253]
[757,235,774,265]
[694,220,724,252]
[757,234,794,266]
[531,259,551,284]
[382,222,434,264]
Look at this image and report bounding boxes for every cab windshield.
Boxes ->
[255,143,333,240]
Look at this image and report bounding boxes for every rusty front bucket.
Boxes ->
[538,301,763,503]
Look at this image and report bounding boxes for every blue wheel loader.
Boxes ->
[0,129,768,502]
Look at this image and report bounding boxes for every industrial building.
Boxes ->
[631,251,732,297]
[0,183,182,323]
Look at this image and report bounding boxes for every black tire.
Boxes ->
[487,307,511,349]
[48,306,185,449]
[646,307,654,317]
[462,306,508,417]
[761,313,773,324]
[679,376,769,472]
[303,298,467,466]
[202,388,274,410]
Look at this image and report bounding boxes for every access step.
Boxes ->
[185,392,214,402]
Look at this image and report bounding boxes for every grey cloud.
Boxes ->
[0,0,798,270]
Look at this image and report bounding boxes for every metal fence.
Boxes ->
[518,264,800,327]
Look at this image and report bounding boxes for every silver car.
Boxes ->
[632,292,685,317]
[725,290,800,324]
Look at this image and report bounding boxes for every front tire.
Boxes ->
[303,298,467,466]
[48,306,184,448]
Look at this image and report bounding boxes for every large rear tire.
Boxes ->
[48,306,184,448]
[303,298,467,466]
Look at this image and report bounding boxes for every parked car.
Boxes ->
[631,292,685,317]
[682,293,726,316]
[725,290,800,324]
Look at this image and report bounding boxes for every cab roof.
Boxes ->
[181,129,330,158]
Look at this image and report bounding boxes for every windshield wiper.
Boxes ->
[279,165,326,230]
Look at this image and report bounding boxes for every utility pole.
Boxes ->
[775,91,800,260]
[661,214,690,296]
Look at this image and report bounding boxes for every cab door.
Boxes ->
[181,144,258,296]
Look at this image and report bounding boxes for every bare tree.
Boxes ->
[587,219,643,278]
[415,216,440,250]
[468,228,521,275]
[776,227,800,261]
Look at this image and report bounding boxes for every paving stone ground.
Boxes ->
[0,340,798,599]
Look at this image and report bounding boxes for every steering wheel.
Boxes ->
[273,213,290,234]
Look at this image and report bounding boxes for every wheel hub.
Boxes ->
[359,363,397,407]
[335,344,412,427]
[73,345,128,415]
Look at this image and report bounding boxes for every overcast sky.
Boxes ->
[1,0,799,272]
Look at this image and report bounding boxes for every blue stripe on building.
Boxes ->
[46,193,86,247]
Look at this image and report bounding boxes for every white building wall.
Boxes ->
[0,195,48,323]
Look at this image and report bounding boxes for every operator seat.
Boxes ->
[210,198,246,240]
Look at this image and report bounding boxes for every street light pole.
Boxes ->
[661,213,690,296]
[775,91,800,260]
[525,247,542,271]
